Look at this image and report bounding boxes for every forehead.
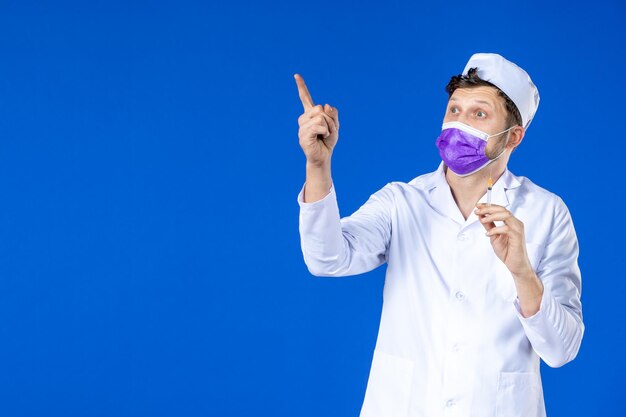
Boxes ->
[449,86,506,110]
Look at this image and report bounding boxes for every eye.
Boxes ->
[476,110,487,118]
[450,106,459,114]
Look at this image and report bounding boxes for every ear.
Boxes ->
[507,126,525,149]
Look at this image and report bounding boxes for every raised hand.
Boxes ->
[294,74,340,167]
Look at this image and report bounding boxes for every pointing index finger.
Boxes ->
[294,73,314,111]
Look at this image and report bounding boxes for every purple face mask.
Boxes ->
[435,121,515,177]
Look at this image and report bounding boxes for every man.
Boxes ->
[294,53,583,417]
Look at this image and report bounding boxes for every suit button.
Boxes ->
[446,399,456,408]
[455,291,465,301]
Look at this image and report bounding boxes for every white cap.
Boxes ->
[462,53,540,129]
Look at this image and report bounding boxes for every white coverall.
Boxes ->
[297,163,584,417]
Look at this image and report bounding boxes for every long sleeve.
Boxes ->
[297,182,394,277]
[513,197,584,368]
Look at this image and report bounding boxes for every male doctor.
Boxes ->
[294,53,584,417]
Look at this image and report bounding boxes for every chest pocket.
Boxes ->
[526,242,544,272]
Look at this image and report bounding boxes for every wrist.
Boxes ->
[512,270,544,318]
[304,160,333,203]
[306,159,331,170]
[512,269,537,283]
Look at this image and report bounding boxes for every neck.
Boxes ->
[445,161,507,220]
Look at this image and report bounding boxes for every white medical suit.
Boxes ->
[297,163,584,417]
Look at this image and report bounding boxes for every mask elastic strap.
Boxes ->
[482,133,511,175]
[486,125,516,164]
[488,125,517,139]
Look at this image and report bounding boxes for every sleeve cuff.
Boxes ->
[297,182,335,206]
[513,284,552,322]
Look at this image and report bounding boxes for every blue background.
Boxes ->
[0,0,624,416]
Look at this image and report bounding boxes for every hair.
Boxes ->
[445,67,523,129]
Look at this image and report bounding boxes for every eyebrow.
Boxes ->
[449,97,494,109]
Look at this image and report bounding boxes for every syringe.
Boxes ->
[487,176,493,206]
